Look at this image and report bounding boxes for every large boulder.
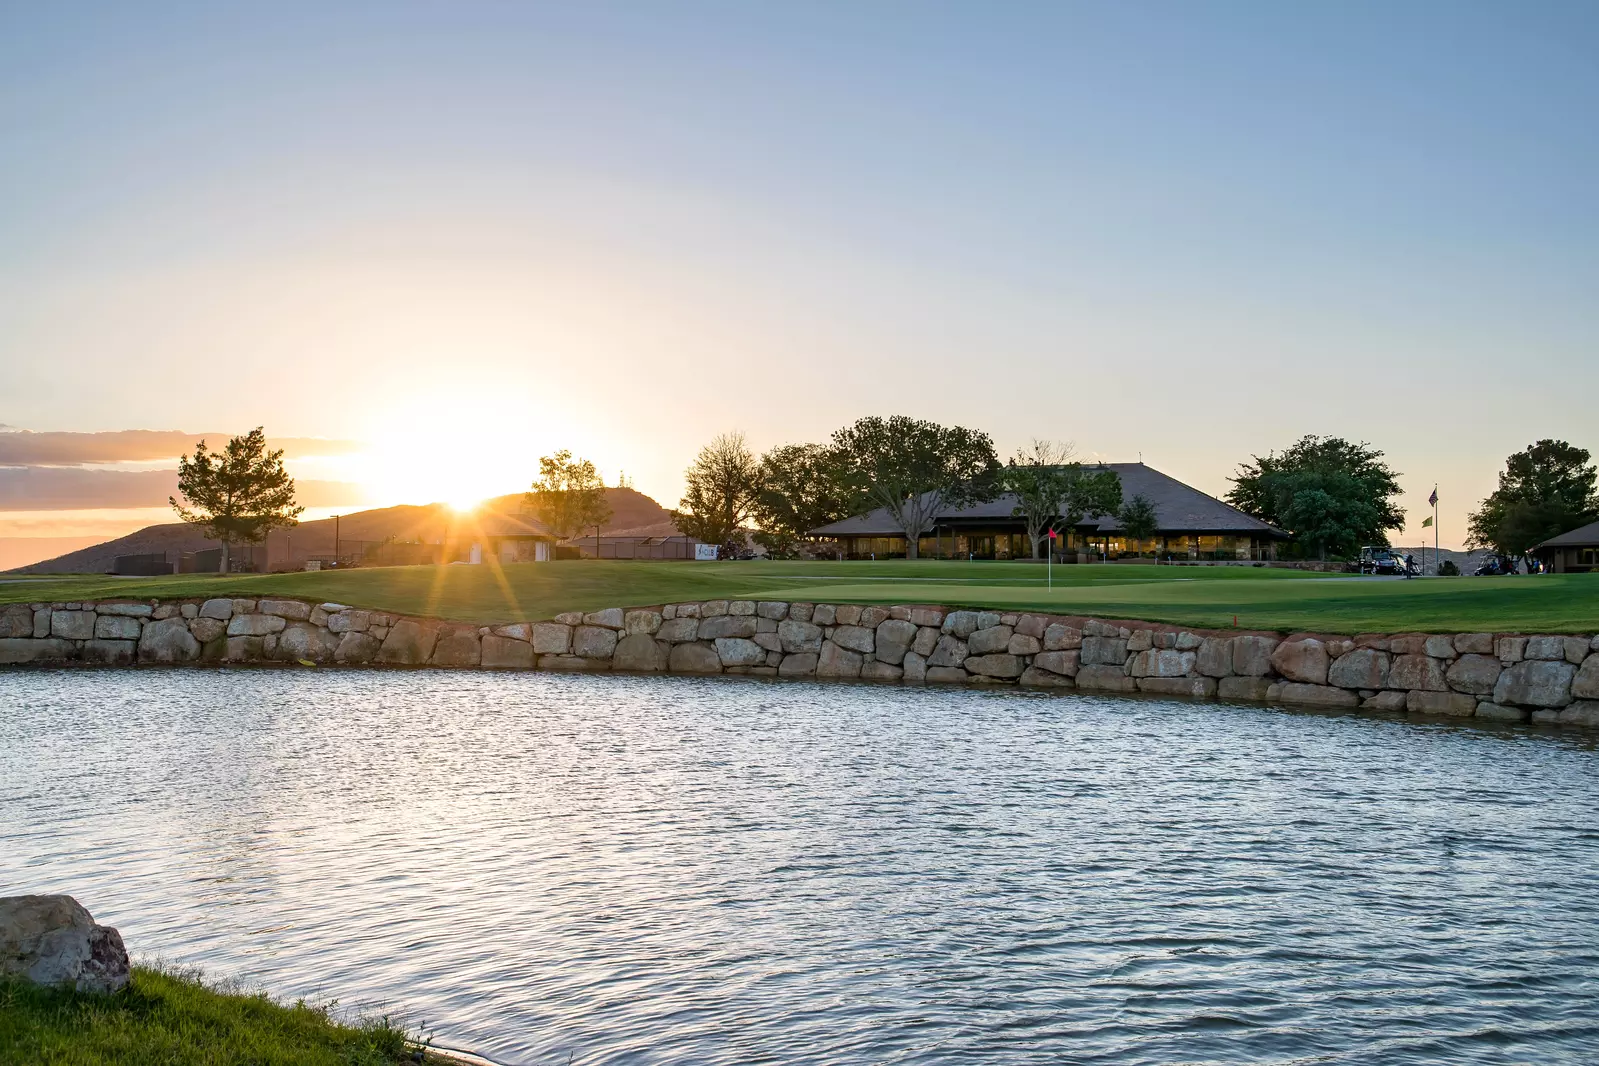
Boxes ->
[715,637,767,667]
[964,653,1024,678]
[571,626,619,659]
[668,642,723,674]
[966,626,1013,655]
[816,641,864,678]
[1196,638,1233,678]
[1494,660,1576,708]
[926,634,968,668]
[583,608,625,629]
[377,620,438,665]
[831,625,875,654]
[1138,676,1218,698]
[1407,691,1478,716]
[698,615,757,640]
[482,635,535,669]
[1446,654,1503,696]
[1218,676,1273,702]
[1572,656,1599,700]
[613,634,667,671]
[258,599,312,621]
[623,610,663,636]
[138,618,200,663]
[1081,635,1128,666]
[82,640,136,665]
[227,613,286,637]
[50,610,96,640]
[1129,649,1194,678]
[1075,664,1136,692]
[1231,635,1278,676]
[1270,639,1328,685]
[1327,648,1389,690]
[334,632,382,664]
[874,620,918,665]
[778,652,819,676]
[274,622,340,663]
[1031,650,1080,677]
[0,606,34,639]
[531,622,573,654]
[1388,654,1448,692]
[1275,682,1359,708]
[93,615,141,641]
[941,611,982,638]
[656,618,701,643]
[0,639,74,664]
[0,895,128,994]
[1043,624,1083,651]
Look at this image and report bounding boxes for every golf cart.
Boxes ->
[1474,555,1518,576]
[1358,546,1418,576]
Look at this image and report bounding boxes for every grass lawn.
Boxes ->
[3,560,1595,633]
[0,967,444,1066]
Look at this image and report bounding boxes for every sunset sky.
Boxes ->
[4,2,1597,566]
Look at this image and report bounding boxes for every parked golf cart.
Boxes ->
[1358,546,1419,576]
[1473,555,1518,576]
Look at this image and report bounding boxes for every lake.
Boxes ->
[4,669,1598,1064]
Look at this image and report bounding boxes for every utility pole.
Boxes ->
[334,514,341,567]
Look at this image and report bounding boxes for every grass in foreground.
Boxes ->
[2,560,1595,634]
[0,966,436,1066]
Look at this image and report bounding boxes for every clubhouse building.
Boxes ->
[810,462,1290,562]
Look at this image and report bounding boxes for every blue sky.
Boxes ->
[2,1,1596,548]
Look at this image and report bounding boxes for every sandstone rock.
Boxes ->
[1551,701,1599,727]
[622,610,663,636]
[553,611,584,626]
[1328,648,1389,690]
[779,652,819,676]
[926,634,968,668]
[753,632,783,653]
[99,603,153,618]
[668,643,722,673]
[967,625,1013,655]
[1043,624,1083,651]
[1275,682,1359,708]
[1130,649,1195,678]
[777,619,823,653]
[1231,635,1278,676]
[1407,690,1478,716]
[715,637,767,667]
[1194,638,1232,678]
[1388,654,1447,692]
[720,600,752,617]
[584,608,625,629]
[1217,676,1273,702]
[1573,656,1599,700]
[612,634,667,671]
[225,636,264,661]
[1019,666,1074,687]
[859,606,890,627]
[912,626,941,657]
[874,620,918,664]
[275,622,340,663]
[334,632,381,664]
[901,652,927,682]
[1138,676,1218,698]
[572,626,619,659]
[227,614,286,637]
[531,622,573,654]
[1360,690,1409,712]
[1474,702,1526,722]
[698,615,757,640]
[0,607,33,639]
[258,599,311,621]
[1446,654,1502,695]
[1174,631,1203,652]
[1453,632,1493,654]
[491,622,530,641]
[1270,639,1328,684]
[427,628,481,667]
[700,600,730,618]
[377,620,438,665]
[941,611,982,638]
[1126,629,1153,653]
[907,606,945,627]
[1075,664,1136,692]
[1496,636,1526,663]
[817,641,863,678]
[1389,635,1427,655]
[1007,634,1042,656]
[1494,660,1576,708]
[1564,637,1590,664]
[138,618,200,663]
[199,598,234,620]
[1015,614,1047,638]
[924,666,969,683]
[756,601,788,620]
[0,895,129,994]
[49,610,95,640]
[832,625,875,654]
[673,603,701,619]
[90,615,139,641]
[964,653,1024,678]
[150,605,176,622]
[861,660,903,681]
[1524,635,1565,660]
[1081,635,1128,667]
[81,640,135,665]
[832,604,861,625]
[656,618,700,643]
[1031,650,1080,677]
[1424,635,1458,659]
[326,610,370,636]
[32,608,50,637]
[811,604,836,626]
[539,654,611,671]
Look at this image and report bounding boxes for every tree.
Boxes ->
[830,416,1000,559]
[673,431,761,550]
[1226,435,1403,560]
[169,427,303,573]
[1118,493,1160,556]
[525,450,612,542]
[1467,440,1599,564]
[1005,440,1077,559]
[750,443,859,558]
[1058,464,1125,554]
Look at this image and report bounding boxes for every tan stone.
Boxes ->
[258,599,312,620]
[1270,639,1329,684]
[1407,690,1477,716]
[861,660,903,681]
[1474,702,1526,722]
[572,626,619,658]
[334,632,381,663]
[1019,666,1073,687]
[817,640,863,678]
[832,625,875,654]
[1360,690,1409,712]
[531,622,572,654]
[1031,650,1080,677]
[1453,632,1493,654]
[482,635,535,669]
[623,610,663,635]
[964,653,1024,678]
[1218,676,1273,701]
[698,615,757,640]
[1573,656,1599,700]
[1138,676,1217,698]
[1043,624,1083,651]
[1075,664,1136,692]
[1388,654,1447,692]
[1445,654,1502,695]
[1327,648,1389,689]
[966,626,1013,655]
[715,637,767,666]
[1007,634,1042,656]
[1493,660,1576,708]
[777,619,823,653]
[924,666,969,683]
[901,651,927,682]
[779,652,819,676]
[1275,682,1359,708]
[429,628,482,667]
[377,620,438,665]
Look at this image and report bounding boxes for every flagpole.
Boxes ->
[1434,485,1439,575]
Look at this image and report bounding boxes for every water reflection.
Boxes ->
[4,669,1599,1064]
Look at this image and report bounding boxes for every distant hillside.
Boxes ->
[8,487,673,574]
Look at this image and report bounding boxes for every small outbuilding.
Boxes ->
[1533,519,1599,574]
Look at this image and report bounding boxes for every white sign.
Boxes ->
[694,543,719,561]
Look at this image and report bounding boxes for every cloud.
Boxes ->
[0,428,363,465]
[0,466,376,511]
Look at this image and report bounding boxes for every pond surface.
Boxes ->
[4,670,1599,1064]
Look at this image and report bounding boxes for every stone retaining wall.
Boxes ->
[4,598,1598,728]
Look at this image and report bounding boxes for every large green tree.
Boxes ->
[672,431,762,550]
[750,443,859,558]
[1467,440,1598,563]
[1004,440,1075,559]
[831,416,1000,559]
[170,427,303,573]
[525,450,612,542]
[1226,435,1403,560]
[1117,493,1160,554]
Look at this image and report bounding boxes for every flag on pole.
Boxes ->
[1429,488,1438,507]
[1421,516,1433,528]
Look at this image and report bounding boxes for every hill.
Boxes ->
[8,487,674,574]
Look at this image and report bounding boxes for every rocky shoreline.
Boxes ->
[3,597,1597,727]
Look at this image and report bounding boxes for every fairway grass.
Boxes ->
[2,561,1594,633]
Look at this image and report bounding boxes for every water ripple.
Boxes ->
[3,669,1599,1064]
